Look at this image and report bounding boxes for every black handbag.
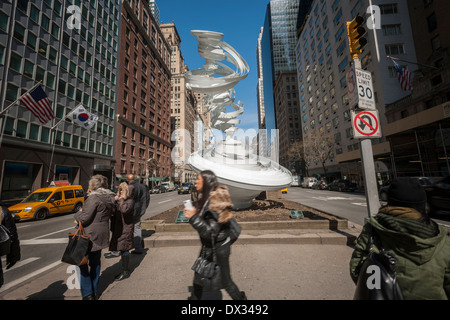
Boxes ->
[61,224,93,266]
[191,233,222,291]
[353,228,404,300]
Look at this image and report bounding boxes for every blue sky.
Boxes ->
[157,0,270,132]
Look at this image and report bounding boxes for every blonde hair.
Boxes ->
[209,185,233,223]
[88,174,108,194]
[117,182,130,200]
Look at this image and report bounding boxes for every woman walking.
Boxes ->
[110,182,135,281]
[184,170,246,300]
[74,175,116,300]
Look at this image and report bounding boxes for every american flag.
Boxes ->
[19,85,55,124]
[392,59,413,91]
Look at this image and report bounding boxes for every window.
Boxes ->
[0,10,9,32]
[16,120,27,138]
[41,14,50,32]
[64,190,74,199]
[38,39,47,56]
[35,66,45,82]
[9,52,22,72]
[51,22,60,38]
[382,24,402,36]
[26,31,37,50]
[46,72,55,89]
[13,23,26,42]
[380,4,398,14]
[385,44,405,55]
[29,124,39,141]
[48,47,57,64]
[30,4,40,23]
[23,60,34,78]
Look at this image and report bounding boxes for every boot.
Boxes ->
[114,254,130,281]
[82,293,96,300]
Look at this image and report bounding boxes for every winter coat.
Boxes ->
[109,196,135,252]
[128,182,150,223]
[74,188,116,252]
[189,201,233,287]
[350,206,450,300]
[0,202,21,288]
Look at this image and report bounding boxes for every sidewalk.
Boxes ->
[0,222,363,300]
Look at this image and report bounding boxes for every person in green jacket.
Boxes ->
[350,177,450,300]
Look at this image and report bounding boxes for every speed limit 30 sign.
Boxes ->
[355,68,375,110]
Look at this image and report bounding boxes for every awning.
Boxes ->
[148,177,169,182]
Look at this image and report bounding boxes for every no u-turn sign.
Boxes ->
[351,110,382,139]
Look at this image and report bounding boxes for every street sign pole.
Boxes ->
[353,58,380,219]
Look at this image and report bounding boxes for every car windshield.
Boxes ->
[22,192,52,203]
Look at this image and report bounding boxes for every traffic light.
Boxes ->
[346,15,367,59]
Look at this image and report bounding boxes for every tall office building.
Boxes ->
[0,0,121,203]
[115,0,172,185]
[296,0,417,183]
[148,0,160,25]
[260,0,302,135]
[160,21,197,184]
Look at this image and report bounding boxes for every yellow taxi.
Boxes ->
[282,188,288,194]
[9,185,85,221]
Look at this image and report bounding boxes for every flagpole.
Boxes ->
[46,129,57,183]
[0,81,43,149]
[387,55,439,70]
[46,104,84,183]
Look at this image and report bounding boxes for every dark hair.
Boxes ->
[196,170,218,212]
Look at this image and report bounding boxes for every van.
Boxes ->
[301,177,317,188]
[8,185,85,221]
[161,182,175,192]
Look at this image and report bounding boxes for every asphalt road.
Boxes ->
[284,187,450,230]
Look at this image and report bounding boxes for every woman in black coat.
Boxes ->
[109,182,135,281]
[0,201,20,289]
[184,170,246,300]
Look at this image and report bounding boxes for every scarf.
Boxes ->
[377,206,439,239]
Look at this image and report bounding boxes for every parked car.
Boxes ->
[379,177,440,202]
[178,183,193,194]
[328,179,357,192]
[150,185,168,194]
[8,185,85,221]
[312,181,328,190]
[423,176,450,215]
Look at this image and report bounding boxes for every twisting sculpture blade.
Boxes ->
[185,30,249,138]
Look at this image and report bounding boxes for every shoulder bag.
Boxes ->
[0,209,12,256]
[61,223,93,266]
[353,227,404,300]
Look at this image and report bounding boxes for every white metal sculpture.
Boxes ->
[186,30,292,209]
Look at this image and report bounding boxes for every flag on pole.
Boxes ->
[19,85,55,124]
[392,59,413,91]
[71,105,98,130]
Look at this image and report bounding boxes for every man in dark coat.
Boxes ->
[127,174,150,254]
[0,202,20,289]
